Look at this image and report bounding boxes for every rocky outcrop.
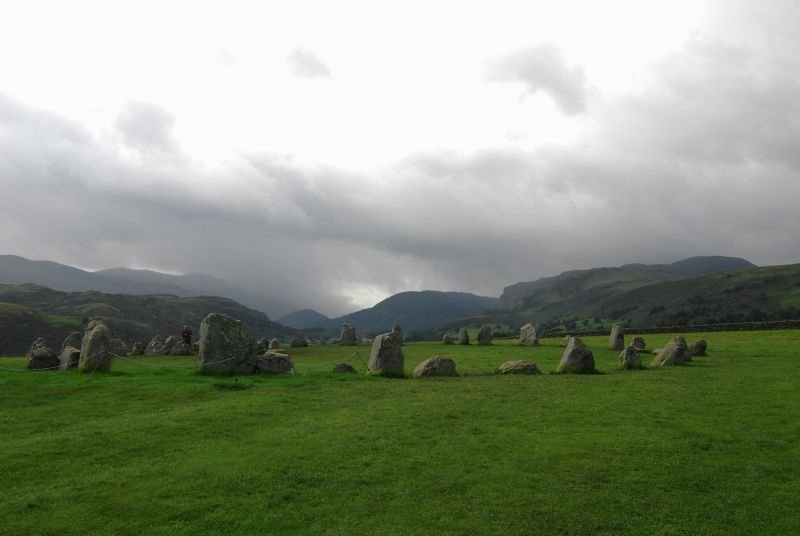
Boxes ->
[79,320,113,372]
[367,331,404,377]
[497,360,542,375]
[556,336,596,374]
[413,356,457,378]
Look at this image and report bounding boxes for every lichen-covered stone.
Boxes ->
[497,360,542,375]
[79,320,113,372]
[59,346,81,371]
[413,356,457,378]
[26,338,59,370]
[255,352,294,374]
[688,340,707,357]
[609,325,624,350]
[519,323,539,346]
[198,313,258,375]
[367,331,404,377]
[618,346,642,370]
[556,336,596,374]
[650,336,689,367]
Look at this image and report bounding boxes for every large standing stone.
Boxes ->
[476,326,493,346]
[26,338,59,370]
[651,336,690,367]
[131,341,145,355]
[457,328,470,345]
[556,336,596,374]
[688,340,707,357]
[61,332,82,352]
[367,331,404,377]
[79,320,113,372]
[519,323,539,346]
[145,335,167,356]
[618,346,642,370]
[609,325,624,350]
[497,360,542,375]
[59,346,81,371]
[442,334,455,345]
[255,352,295,374]
[163,336,178,354]
[413,356,457,378]
[631,336,646,351]
[268,338,282,350]
[198,313,258,375]
[340,323,357,345]
[110,338,128,357]
[290,338,308,348]
[170,340,192,355]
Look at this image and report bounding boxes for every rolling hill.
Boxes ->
[0,283,300,356]
[277,309,331,329]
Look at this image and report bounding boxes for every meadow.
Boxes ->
[1,331,798,535]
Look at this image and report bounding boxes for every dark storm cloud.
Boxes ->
[488,43,588,115]
[286,49,331,78]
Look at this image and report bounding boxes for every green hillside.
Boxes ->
[0,284,299,355]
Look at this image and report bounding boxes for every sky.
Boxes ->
[1,0,799,317]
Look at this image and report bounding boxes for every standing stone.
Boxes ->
[290,338,309,348]
[631,336,646,351]
[255,338,269,355]
[170,340,192,355]
[413,356,457,378]
[268,338,282,350]
[477,326,492,346]
[609,325,624,350]
[556,336,596,374]
[198,313,258,375]
[688,340,707,357]
[497,360,542,375]
[367,331,404,377]
[79,320,113,372]
[131,341,145,355]
[442,334,455,345]
[163,336,178,354]
[457,328,470,345]
[340,323,357,346]
[519,323,539,346]
[59,346,81,371]
[61,332,82,352]
[255,352,295,374]
[145,335,167,356]
[651,336,690,367]
[618,346,642,370]
[333,362,357,374]
[26,338,59,370]
[392,323,403,344]
[109,338,127,357]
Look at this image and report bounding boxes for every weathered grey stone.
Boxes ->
[255,338,269,355]
[413,356,457,378]
[340,323,357,345]
[476,326,492,346]
[26,338,59,370]
[609,324,624,350]
[79,320,113,372]
[255,352,294,374]
[631,336,646,351]
[392,323,403,344]
[110,338,127,357]
[61,332,82,352]
[163,336,178,354]
[442,334,455,345]
[367,331,404,377]
[457,327,470,345]
[497,360,542,375]
[688,340,707,357]
[198,313,258,375]
[290,338,308,348]
[268,338,282,350]
[131,341,145,355]
[333,362,358,373]
[556,336,596,374]
[59,346,81,371]
[144,335,167,356]
[170,339,192,355]
[519,323,539,346]
[650,336,689,367]
[618,346,642,370]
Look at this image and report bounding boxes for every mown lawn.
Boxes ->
[1,330,798,535]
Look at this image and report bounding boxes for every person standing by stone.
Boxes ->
[181,325,193,346]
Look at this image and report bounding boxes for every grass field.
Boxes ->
[1,331,798,535]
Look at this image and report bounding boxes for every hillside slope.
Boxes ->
[0,284,299,356]
[277,309,331,329]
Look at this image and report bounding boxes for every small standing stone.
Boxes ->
[631,336,646,351]
[79,320,113,372]
[519,323,539,346]
[688,340,707,357]
[457,328,470,345]
[650,336,690,367]
[413,356,457,378]
[290,338,308,348]
[61,332,82,352]
[269,338,282,350]
[497,360,542,375]
[26,338,60,370]
[131,341,145,355]
[609,325,624,350]
[556,336,596,374]
[618,346,642,370]
[255,352,294,374]
[340,323,357,345]
[392,323,403,344]
[442,334,455,345]
[476,326,492,346]
[367,331,404,377]
[59,346,81,371]
[145,335,167,356]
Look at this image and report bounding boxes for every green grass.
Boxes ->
[1,331,799,535]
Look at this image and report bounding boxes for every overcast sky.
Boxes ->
[1,0,799,317]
